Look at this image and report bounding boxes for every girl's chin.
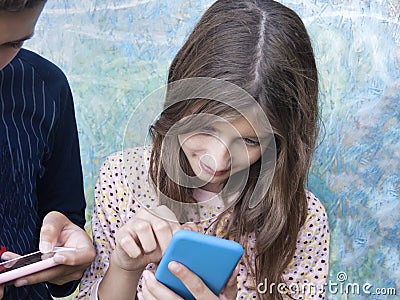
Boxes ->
[199,183,224,193]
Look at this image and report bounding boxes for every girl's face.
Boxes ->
[179,115,269,193]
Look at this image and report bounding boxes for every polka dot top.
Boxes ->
[77,147,330,299]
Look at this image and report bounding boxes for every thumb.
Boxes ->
[226,264,240,287]
[39,211,69,253]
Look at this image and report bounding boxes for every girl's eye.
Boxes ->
[203,125,214,131]
[243,138,260,146]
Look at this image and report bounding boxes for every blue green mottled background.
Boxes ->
[25,1,399,299]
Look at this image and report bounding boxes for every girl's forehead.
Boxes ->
[225,106,272,134]
[208,114,271,138]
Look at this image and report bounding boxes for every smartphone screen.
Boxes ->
[0,251,55,274]
[0,247,75,284]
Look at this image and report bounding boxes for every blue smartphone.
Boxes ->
[155,230,244,300]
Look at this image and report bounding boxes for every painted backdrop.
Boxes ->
[26,0,399,299]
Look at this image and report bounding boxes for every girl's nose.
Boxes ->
[204,138,231,172]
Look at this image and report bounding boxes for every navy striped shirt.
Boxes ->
[0,49,86,299]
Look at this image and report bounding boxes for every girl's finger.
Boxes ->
[219,265,239,299]
[151,205,179,223]
[131,220,158,254]
[181,222,198,232]
[168,261,217,300]
[142,270,184,300]
[116,229,142,258]
[150,219,174,255]
[226,264,240,287]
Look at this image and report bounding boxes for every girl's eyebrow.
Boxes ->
[238,128,268,139]
[200,124,217,132]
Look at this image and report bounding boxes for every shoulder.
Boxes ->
[15,48,69,85]
[95,146,154,214]
[295,190,330,257]
[304,190,329,228]
[101,146,152,171]
[281,191,330,297]
[98,146,152,186]
[14,49,72,106]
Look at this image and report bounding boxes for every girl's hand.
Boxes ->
[141,262,239,300]
[112,205,181,273]
[98,206,191,300]
[219,264,240,300]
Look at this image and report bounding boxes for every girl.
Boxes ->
[78,0,329,299]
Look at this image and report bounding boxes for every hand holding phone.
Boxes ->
[155,230,244,300]
[0,247,75,285]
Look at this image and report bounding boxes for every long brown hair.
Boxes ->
[150,0,319,298]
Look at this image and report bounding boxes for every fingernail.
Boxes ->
[182,225,193,231]
[1,254,10,260]
[142,270,150,280]
[168,261,180,272]
[15,279,28,287]
[53,254,66,263]
[39,241,52,253]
